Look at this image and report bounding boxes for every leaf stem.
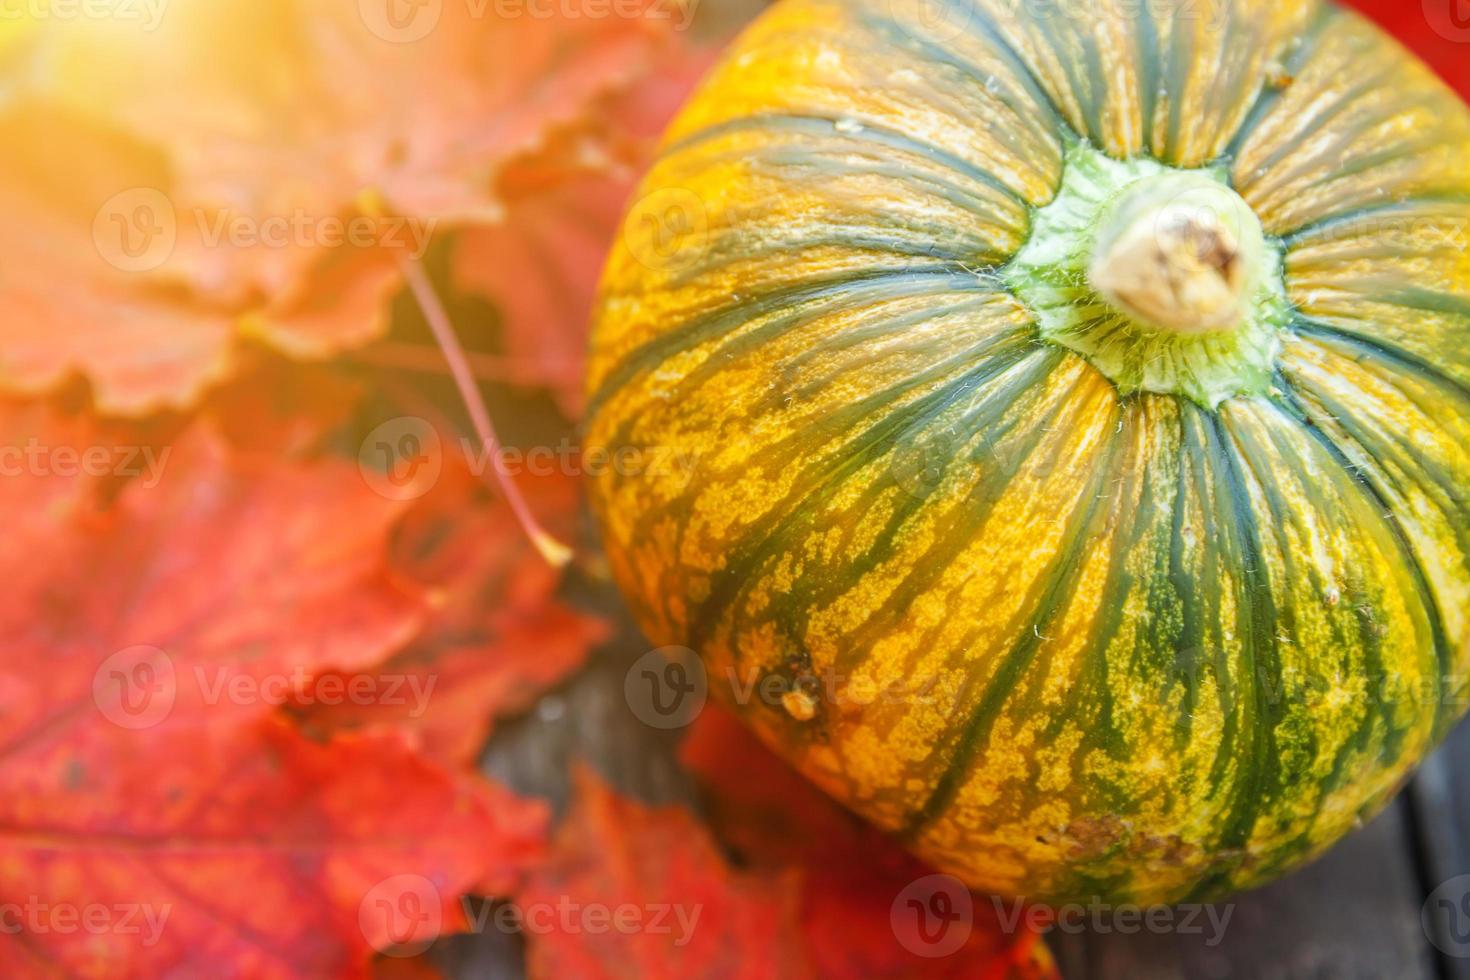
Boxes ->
[395,253,573,569]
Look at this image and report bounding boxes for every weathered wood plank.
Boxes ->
[478,628,696,809]
[1046,932,1092,979]
[444,619,698,977]
[1412,717,1470,979]
[1076,798,1436,980]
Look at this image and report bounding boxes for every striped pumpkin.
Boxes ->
[585,0,1470,904]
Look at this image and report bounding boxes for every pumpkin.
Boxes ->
[584,0,1470,905]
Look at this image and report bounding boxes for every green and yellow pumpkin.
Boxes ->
[584,0,1470,904]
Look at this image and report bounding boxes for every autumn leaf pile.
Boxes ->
[0,0,1462,977]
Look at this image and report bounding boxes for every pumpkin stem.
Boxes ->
[1087,173,1267,336]
[1002,139,1290,409]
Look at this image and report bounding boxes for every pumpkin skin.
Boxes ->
[584,0,1470,905]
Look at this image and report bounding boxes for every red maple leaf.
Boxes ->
[0,718,547,978]
[295,458,609,766]
[517,766,805,980]
[0,411,549,976]
[681,707,1059,980]
[518,757,1056,979]
[0,418,424,733]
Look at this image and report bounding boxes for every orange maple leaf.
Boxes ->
[0,109,236,415]
[0,0,689,413]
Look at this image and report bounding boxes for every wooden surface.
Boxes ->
[453,601,1470,979]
